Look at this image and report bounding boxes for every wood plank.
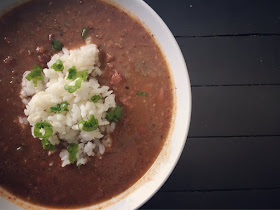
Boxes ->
[160,137,280,192]
[141,189,280,209]
[145,0,280,36]
[189,86,280,137]
[0,0,19,10]
[177,36,280,86]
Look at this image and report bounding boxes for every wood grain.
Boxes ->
[177,36,280,86]
[145,0,280,36]
[190,86,280,137]
[161,136,280,191]
[141,189,280,209]
[141,0,280,208]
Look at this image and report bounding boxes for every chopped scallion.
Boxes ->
[78,163,82,169]
[78,115,99,132]
[81,28,89,40]
[50,101,69,113]
[68,143,79,163]
[25,65,43,87]
[106,105,122,122]
[136,91,148,97]
[41,138,55,151]
[64,78,83,93]
[52,39,63,51]
[90,95,101,103]
[34,121,53,138]
[67,66,88,81]
[51,59,64,71]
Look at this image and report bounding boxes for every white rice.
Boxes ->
[20,44,116,167]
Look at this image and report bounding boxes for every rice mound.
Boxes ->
[20,44,116,167]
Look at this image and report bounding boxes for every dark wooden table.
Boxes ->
[141,0,280,208]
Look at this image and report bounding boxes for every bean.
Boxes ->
[36,46,46,54]
[48,34,54,41]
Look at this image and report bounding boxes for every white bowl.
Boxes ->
[0,0,192,209]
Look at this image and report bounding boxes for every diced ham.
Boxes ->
[119,96,133,109]
[36,46,46,54]
[38,54,50,63]
[110,71,122,85]
[105,53,114,63]
[106,63,114,70]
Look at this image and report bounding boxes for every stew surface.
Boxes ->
[0,0,173,207]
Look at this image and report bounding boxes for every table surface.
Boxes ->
[141,0,280,209]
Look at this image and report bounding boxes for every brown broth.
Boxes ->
[0,0,173,208]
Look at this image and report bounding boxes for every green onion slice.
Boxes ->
[64,78,83,93]
[34,121,53,138]
[25,65,43,87]
[90,95,101,103]
[50,101,69,113]
[41,138,55,151]
[67,66,88,81]
[106,105,122,122]
[136,91,148,97]
[52,40,63,51]
[51,59,64,71]
[68,143,79,163]
[78,115,99,132]
[81,28,89,40]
